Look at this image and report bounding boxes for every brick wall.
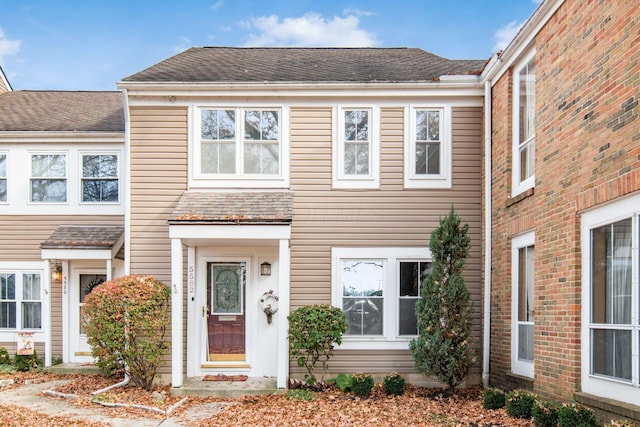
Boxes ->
[489,0,640,402]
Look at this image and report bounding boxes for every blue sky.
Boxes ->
[0,1,541,91]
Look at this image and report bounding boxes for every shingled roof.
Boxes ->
[170,191,293,224]
[122,47,486,84]
[0,91,124,132]
[41,225,124,250]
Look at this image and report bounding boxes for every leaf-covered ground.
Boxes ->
[0,372,536,426]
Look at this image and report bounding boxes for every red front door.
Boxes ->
[207,262,246,361]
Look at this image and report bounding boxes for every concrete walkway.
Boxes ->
[0,379,235,426]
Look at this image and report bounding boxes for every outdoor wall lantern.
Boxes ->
[52,264,62,282]
[260,262,272,276]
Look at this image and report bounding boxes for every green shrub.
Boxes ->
[81,275,171,391]
[382,372,406,396]
[287,304,348,384]
[557,403,597,427]
[506,390,536,419]
[532,400,559,427]
[13,351,40,372]
[0,347,10,365]
[331,373,352,392]
[483,387,506,410]
[409,206,474,391]
[351,373,374,397]
[285,389,315,401]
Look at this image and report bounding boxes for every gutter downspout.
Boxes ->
[482,80,493,388]
[121,88,131,276]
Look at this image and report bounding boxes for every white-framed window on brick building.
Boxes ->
[333,107,380,189]
[30,153,67,203]
[331,247,431,350]
[581,193,640,406]
[512,50,536,196]
[511,231,535,378]
[405,106,452,189]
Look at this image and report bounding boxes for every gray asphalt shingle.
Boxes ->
[41,225,124,250]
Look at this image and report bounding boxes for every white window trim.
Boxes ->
[581,193,640,406]
[28,151,68,205]
[0,261,45,342]
[512,49,536,196]
[78,151,120,205]
[331,247,430,350]
[191,105,290,189]
[332,106,380,189]
[404,105,452,189]
[511,230,535,378]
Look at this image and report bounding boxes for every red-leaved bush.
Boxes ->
[81,275,170,390]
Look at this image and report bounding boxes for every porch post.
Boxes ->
[277,238,290,389]
[171,238,184,388]
[43,260,52,367]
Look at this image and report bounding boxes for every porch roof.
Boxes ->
[41,225,124,250]
[169,191,293,225]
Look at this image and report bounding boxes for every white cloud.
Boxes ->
[240,12,378,47]
[174,36,192,53]
[532,0,543,4]
[0,26,21,64]
[211,1,224,11]
[492,20,524,52]
[342,8,374,17]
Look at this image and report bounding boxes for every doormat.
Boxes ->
[203,374,248,382]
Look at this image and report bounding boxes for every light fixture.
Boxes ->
[260,262,271,276]
[52,264,62,282]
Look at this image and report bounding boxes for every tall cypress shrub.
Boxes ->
[409,206,474,391]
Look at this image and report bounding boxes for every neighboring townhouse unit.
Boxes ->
[117,47,486,388]
[0,89,126,365]
[483,0,640,420]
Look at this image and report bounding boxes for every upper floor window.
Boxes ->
[513,50,536,195]
[405,106,451,189]
[30,153,66,203]
[333,107,380,189]
[0,271,42,330]
[0,153,6,202]
[81,154,119,203]
[332,247,430,349]
[200,108,280,177]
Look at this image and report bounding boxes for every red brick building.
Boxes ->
[482,0,640,420]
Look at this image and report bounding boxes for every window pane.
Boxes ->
[202,142,236,174]
[342,260,384,336]
[0,154,6,177]
[83,155,117,178]
[0,180,6,202]
[202,109,236,140]
[591,219,632,324]
[245,110,279,141]
[22,274,40,301]
[32,154,65,178]
[519,58,536,144]
[518,246,534,322]
[344,142,369,176]
[399,262,419,297]
[22,302,41,329]
[345,110,369,142]
[416,142,440,175]
[0,302,16,328]
[591,329,631,381]
[83,179,118,202]
[31,179,67,202]
[1,273,15,300]
[399,298,418,335]
[244,142,279,175]
[518,323,534,361]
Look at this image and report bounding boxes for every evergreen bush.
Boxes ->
[81,275,171,391]
[13,351,39,372]
[506,390,536,419]
[557,403,597,427]
[409,206,474,391]
[382,372,406,396]
[483,387,506,410]
[0,347,10,365]
[532,400,559,427]
[288,304,348,384]
[351,373,374,397]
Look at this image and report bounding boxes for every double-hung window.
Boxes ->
[0,153,6,202]
[0,271,42,330]
[581,193,640,406]
[513,50,536,195]
[30,153,67,203]
[81,154,119,203]
[405,106,451,189]
[332,248,430,349]
[334,107,379,189]
[197,107,284,186]
[511,231,535,378]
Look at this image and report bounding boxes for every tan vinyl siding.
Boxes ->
[289,106,482,378]
[129,106,188,283]
[0,216,123,260]
[129,106,188,375]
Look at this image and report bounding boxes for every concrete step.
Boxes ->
[171,376,282,398]
[45,363,105,375]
